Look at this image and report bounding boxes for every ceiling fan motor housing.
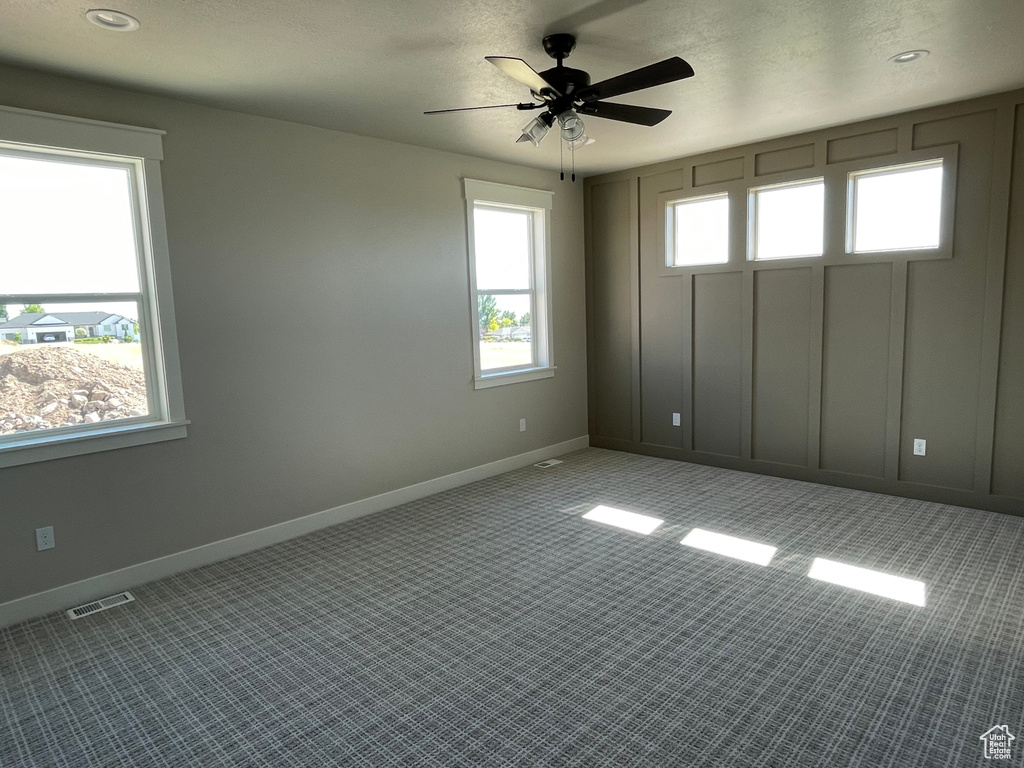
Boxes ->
[536,34,590,102]
[534,67,591,101]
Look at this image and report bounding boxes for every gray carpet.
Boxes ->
[2,448,1023,767]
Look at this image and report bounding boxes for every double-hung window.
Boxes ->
[464,179,554,389]
[0,105,187,467]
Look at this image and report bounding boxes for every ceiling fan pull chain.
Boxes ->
[571,143,576,182]
[560,135,565,181]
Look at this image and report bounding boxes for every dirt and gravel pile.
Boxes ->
[0,345,147,434]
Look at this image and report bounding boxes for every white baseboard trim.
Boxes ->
[0,435,590,629]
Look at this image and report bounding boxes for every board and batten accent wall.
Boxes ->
[585,89,1024,514]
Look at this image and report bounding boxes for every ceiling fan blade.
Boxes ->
[424,103,539,114]
[485,56,562,97]
[575,57,694,102]
[577,101,672,126]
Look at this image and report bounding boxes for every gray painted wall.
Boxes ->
[585,90,1024,515]
[0,64,588,605]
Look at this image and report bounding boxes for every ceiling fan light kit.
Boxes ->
[557,110,586,142]
[517,112,555,146]
[426,33,694,176]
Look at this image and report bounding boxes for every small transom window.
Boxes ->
[750,178,825,260]
[666,193,729,267]
[849,160,943,253]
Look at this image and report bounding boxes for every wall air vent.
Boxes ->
[67,591,135,620]
[533,459,563,468]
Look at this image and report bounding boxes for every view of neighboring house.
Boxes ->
[484,324,531,342]
[0,312,134,343]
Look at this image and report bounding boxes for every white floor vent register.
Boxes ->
[533,459,563,469]
[67,591,135,620]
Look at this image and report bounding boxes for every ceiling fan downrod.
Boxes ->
[542,33,577,67]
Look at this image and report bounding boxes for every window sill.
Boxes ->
[474,366,555,390]
[0,419,189,469]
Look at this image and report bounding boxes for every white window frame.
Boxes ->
[464,179,554,389]
[0,104,188,468]
[748,177,825,261]
[846,158,948,256]
[663,191,731,269]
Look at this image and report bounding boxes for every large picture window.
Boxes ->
[0,105,187,467]
[464,179,554,389]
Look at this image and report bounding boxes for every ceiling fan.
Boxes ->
[425,34,694,152]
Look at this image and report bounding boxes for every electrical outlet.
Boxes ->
[519,418,527,432]
[672,412,681,427]
[35,526,55,551]
[913,438,926,456]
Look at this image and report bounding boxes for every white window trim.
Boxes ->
[748,176,826,261]
[0,104,188,469]
[464,179,555,390]
[662,191,731,270]
[845,155,953,257]
[657,144,958,276]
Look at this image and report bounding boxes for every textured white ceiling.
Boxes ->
[2,0,1023,175]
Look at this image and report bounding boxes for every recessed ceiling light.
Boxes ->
[889,49,929,64]
[85,9,140,32]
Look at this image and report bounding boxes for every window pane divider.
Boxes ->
[0,293,142,304]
